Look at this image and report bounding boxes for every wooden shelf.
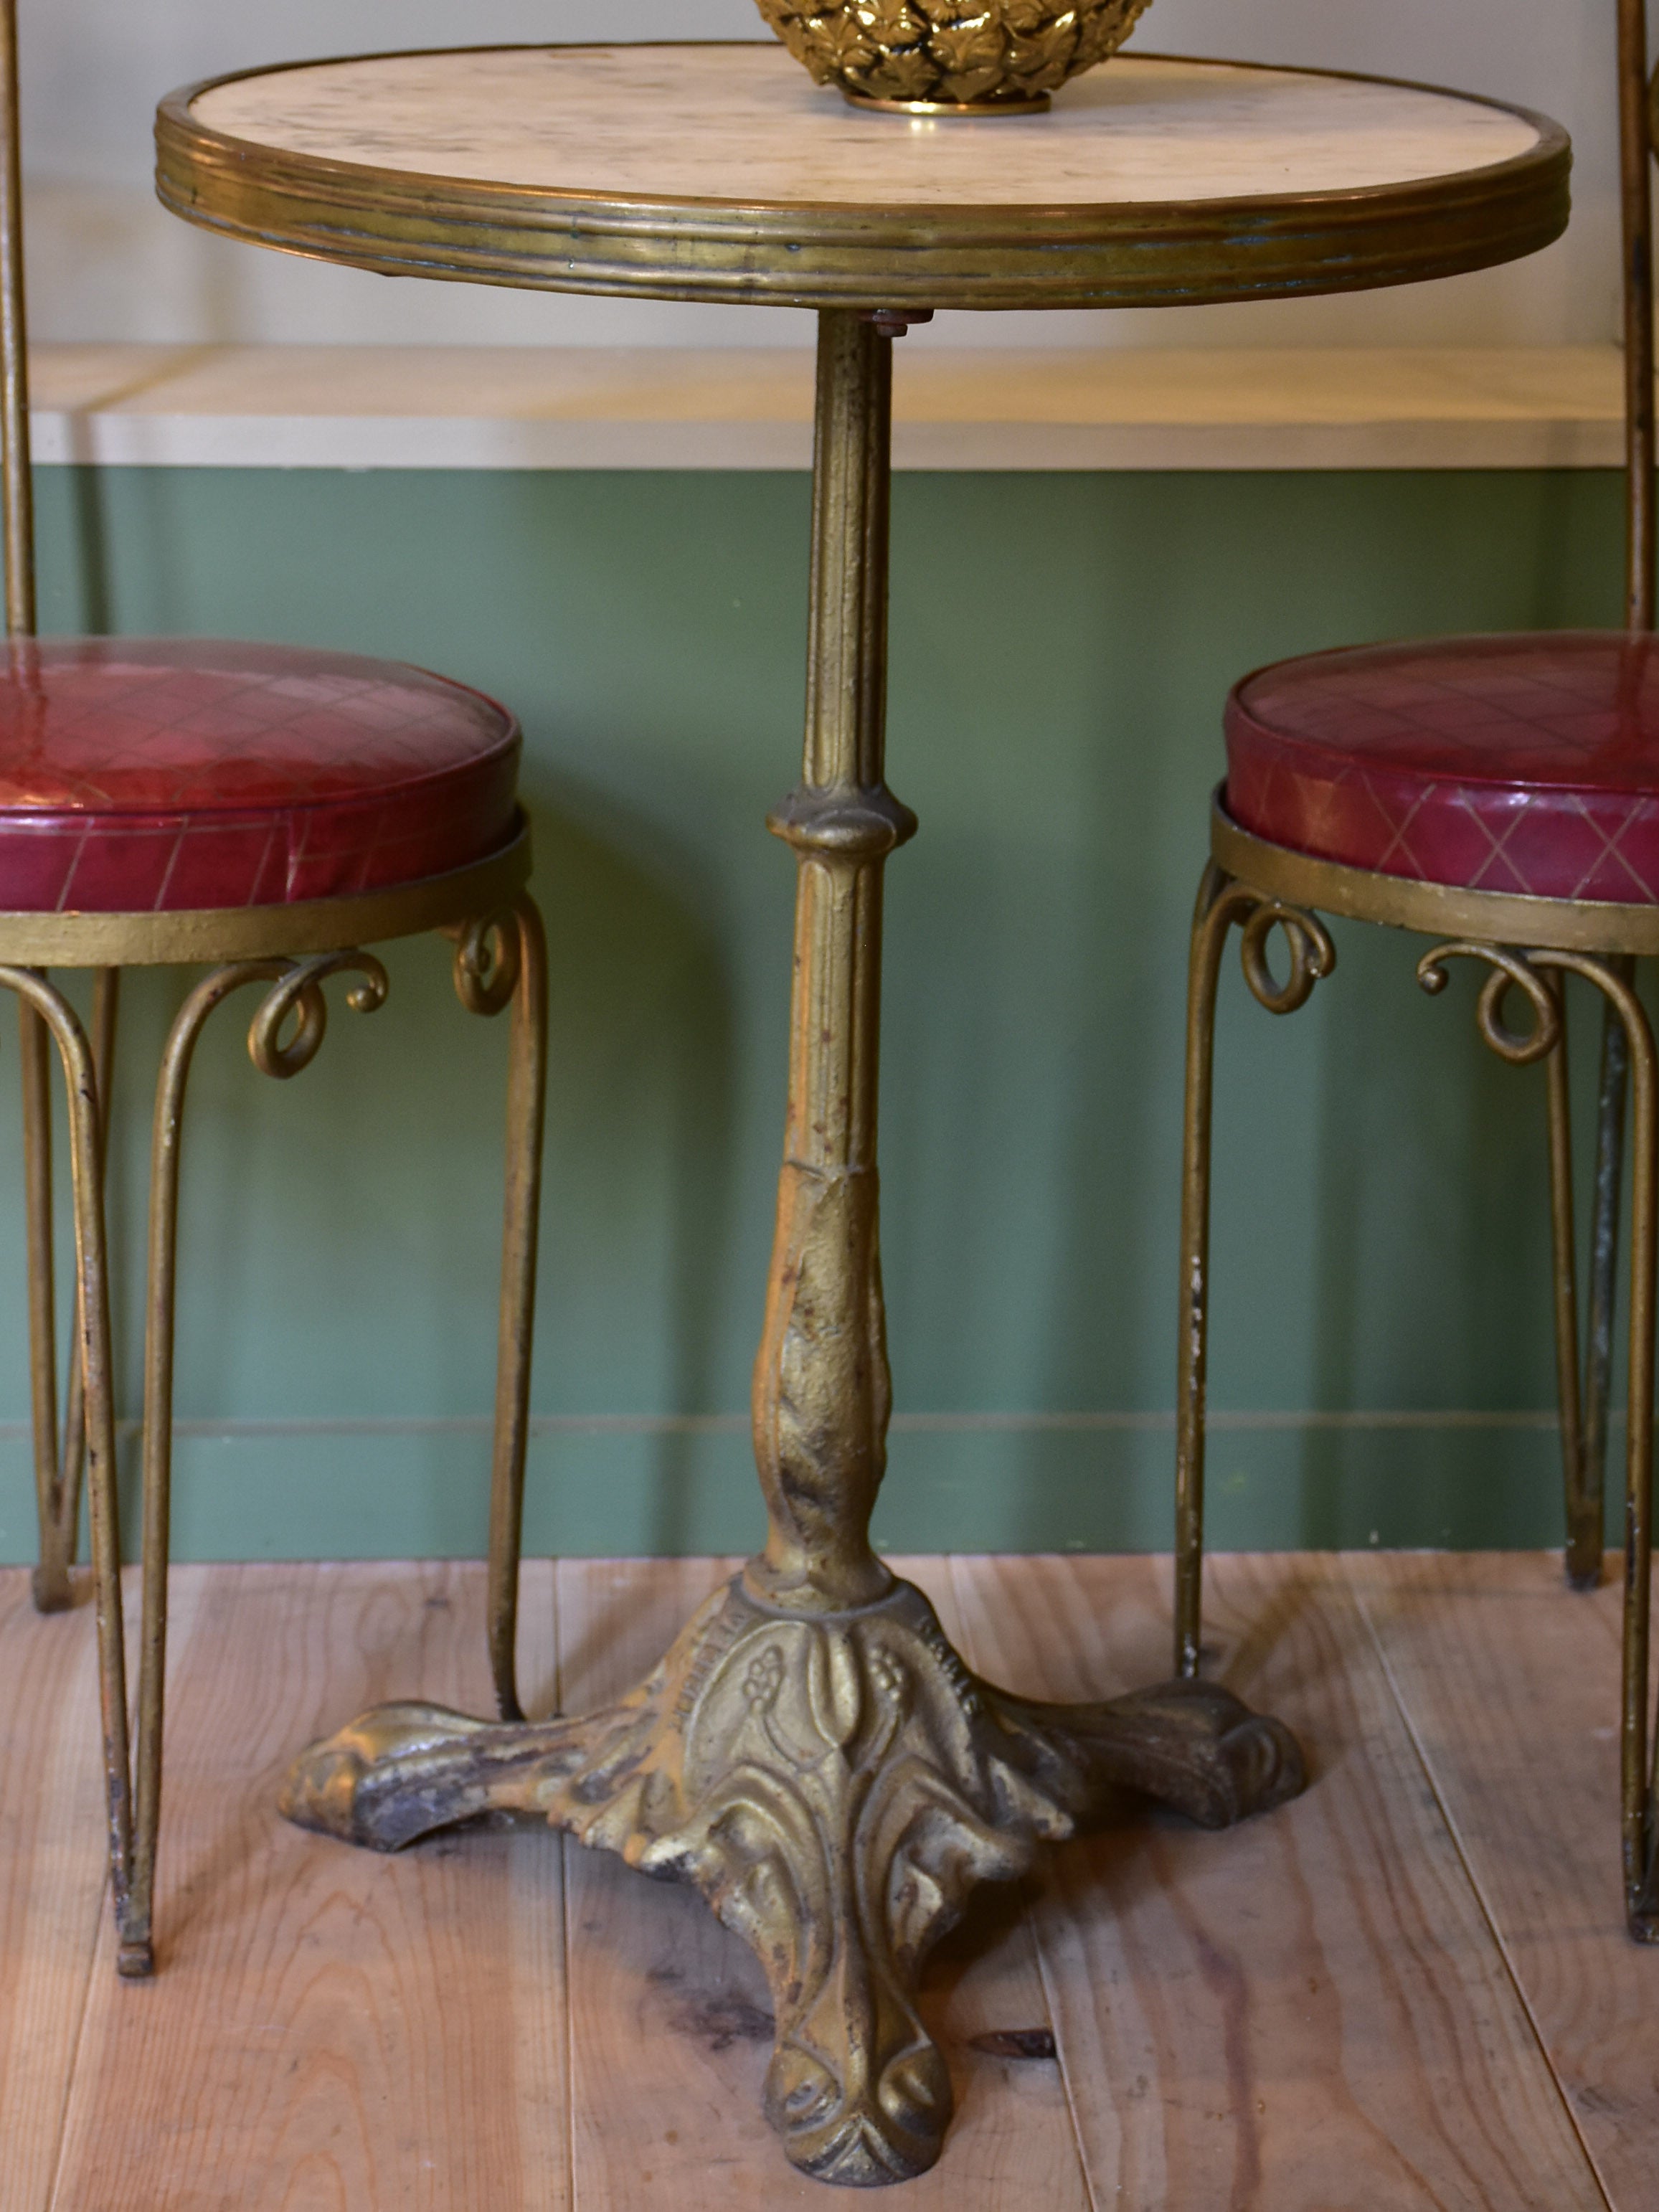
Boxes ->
[29,342,1625,471]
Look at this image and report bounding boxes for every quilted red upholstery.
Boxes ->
[0,638,519,911]
[1225,632,1659,903]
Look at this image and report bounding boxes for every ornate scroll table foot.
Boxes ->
[282,1568,1302,2186]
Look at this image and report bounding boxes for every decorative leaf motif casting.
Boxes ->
[281,1571,1305,2184]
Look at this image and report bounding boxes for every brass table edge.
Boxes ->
[0,815,531,965]
[1211,793,1659,953]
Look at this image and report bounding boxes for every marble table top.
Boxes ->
[189,44,1546,211]
[159,42,1570,312]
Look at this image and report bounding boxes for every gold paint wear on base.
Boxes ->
[280,311,1306,2188]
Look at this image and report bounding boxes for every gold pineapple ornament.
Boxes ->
[755,0,1155,113]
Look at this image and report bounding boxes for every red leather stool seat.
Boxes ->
[1225,632,1659,904]
[0,638,521,912]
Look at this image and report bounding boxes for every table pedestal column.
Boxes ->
[280,310,1305,2190]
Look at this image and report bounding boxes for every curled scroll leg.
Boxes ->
[1420,942,1659,1940]
[283,1575,1305,2185]
[451,896,550,1726]
[1176,862,1335,1680]
[123,950,389,1977]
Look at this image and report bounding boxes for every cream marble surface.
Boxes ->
[191,44,1546,212]
[29,343,1622,471]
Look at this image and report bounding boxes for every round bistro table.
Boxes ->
[156,42,1570,2188]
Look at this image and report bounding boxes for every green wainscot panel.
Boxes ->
[0,463,1625,1562]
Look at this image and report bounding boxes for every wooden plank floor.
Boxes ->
[2,1553,1650,2208]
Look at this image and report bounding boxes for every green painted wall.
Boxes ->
[0,462,1629,1564]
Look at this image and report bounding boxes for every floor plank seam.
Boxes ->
[1024,1906,1105,2212]
[1345,1563,1617,2212]
[41,1868,105,2212]
[942,1554,1103,2212]
[542,1566,578,2212]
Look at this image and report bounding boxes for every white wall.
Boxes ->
[22,0,1615,349]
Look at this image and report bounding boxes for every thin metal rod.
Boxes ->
[128,968,252,1977]
[1610,976,1659,1934]
[1174,862,1238,1679]
[1619,0,1655,629]
[0,968,130,1929]
[20,992,61,1607]
[55,967,120,1574]
[1543,978,1594,1582]
[1581,964,1635,1584]
[128,950,386,1975]
[1535,952,1658,1937]
[1175,875,1332,1675]
[25,970,121,1610]
[1627,1037,1658,1931]
[0,0,34,638]
[486,894,549,1725]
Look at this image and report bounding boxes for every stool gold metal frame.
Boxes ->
[1174,0,1659,1948]
[0,0,548,1983]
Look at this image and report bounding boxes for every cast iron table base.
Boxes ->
[280,309,1305,2187]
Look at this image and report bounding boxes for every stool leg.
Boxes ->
[1580,968,1635,1587]
[489,899,547,1724]
[24,969,119,1613]
[1,969,133,1947]
[1536,954,1658,1937]
[1617,991,1659,1939]
[1544,979,1590,1585]
[1176,865,1237,1680]
[56,968,120,1584]
[454,897,549,1725]
[126,952,387,1976]
[1544,970,1632,1591]
[1441,945,1658,1940]
[125,969,237,1977]
[1174,864,1335,1680]
[21,995,64,1610]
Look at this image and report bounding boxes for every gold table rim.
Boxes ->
[154,43,1571,312]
